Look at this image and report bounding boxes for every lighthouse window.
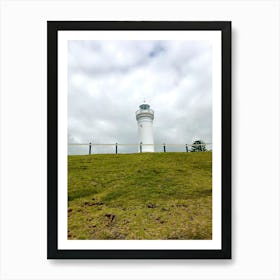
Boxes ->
[140,104,150,110]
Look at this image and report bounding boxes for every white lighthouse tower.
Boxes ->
[136,102,155,152]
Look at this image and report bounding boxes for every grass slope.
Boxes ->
[68,152,212,240]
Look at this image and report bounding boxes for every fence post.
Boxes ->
[185,144,188,152]
[89,142,92,155]
[140,142,142,153]
[115,143,118,154]
[163,143,166,152]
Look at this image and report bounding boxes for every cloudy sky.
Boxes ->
[68,40,212,154]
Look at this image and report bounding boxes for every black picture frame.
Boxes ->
[47,21,231,259]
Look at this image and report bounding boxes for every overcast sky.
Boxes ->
[68,40,212,154]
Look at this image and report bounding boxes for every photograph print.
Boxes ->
[48,21,231,259]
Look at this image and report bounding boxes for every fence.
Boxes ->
[68,143,212,155]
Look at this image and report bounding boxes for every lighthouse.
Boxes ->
[136,102,155,152]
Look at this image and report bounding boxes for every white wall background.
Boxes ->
[0,0,279,279]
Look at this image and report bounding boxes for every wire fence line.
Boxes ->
[68,143,212,155]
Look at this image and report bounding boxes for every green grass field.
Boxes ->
[68,152,212,240]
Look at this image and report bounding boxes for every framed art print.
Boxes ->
[47,21,231,259]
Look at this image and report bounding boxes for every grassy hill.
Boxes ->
[68,152,212,240]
